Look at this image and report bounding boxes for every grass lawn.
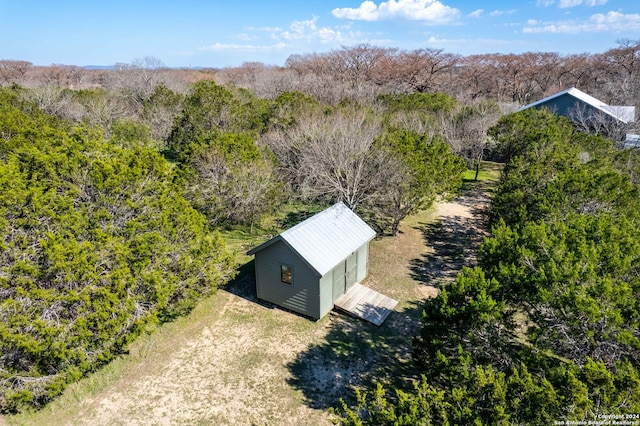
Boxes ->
[463,161,503,182]
[1,181,494,425]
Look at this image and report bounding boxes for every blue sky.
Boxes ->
[1,0,639,68]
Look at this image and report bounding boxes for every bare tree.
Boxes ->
[82,92,136,134]
[393,48,459,93]
[555,53,595,93]
[190,148,280,233]
[264,109,395,210]
[21,86,84,122]
[388,110,437,136]
[0,60,32,85]
[568,102,629,145]
[526,52,563,97]
[216,62,297,100]
[285,52,334,78]
[448,101,502,180]
[330,44,391,91]
[453,54,499,101]
[104,56,167,110]
[39,64,85,88]
[598,39,640,105]
[285,48,393,104]
[141,84,184,143]
[247,66,295,99]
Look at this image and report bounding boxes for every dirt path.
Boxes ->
[411,184,491,290]
[4,183,491,426]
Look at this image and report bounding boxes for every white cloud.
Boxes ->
[590,10,640,26]
[424,35,524,54]
[235,33,254,42]
[489,9,517,17]
[332,0,460,23]
[200,15,363,59]
[559,0,608,7]
[559,0,582,7]
[276,16,352,44]
[199,42,288,52]
[537,0,608,7]
[468,9,483,18]
[281,17,321,40]
[523,11,640,33]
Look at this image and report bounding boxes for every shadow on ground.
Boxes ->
[410,181,491,288]
[226,259,427,412]
[221,260,257,300]
[286,301,424,411]
[220,260,319,320]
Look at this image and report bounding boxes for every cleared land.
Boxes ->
[2,178,493,426]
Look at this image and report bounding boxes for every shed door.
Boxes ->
[332,261,346,302]
[356,244,368,282]
[346,252,357,290]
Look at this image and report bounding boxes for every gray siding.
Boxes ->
[538,95,628,140]
[346,252,357,290]
[356,243,369,282]
[318,273,334,319]
[331,261,346,303]
[254,240,321,319]
[539,95,597,120]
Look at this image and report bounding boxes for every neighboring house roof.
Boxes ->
[247,202,376,276]
[626,134,640,149]
[519,87,635,124]
[605,106,636,123]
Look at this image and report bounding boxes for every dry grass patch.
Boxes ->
[367,208,440,303]
[2,184,492,426]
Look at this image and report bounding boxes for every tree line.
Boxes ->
[337,108,640,425]
[225,39,640,111]
[2,39,638,415]
[0,88,236,412]
[167,81,467,236]
[0,75,469,411]
[3,39,640,111]
[4,71,472,235]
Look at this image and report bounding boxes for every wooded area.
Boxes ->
[3,39,640,107]
[338,108,640,424]
[0,60,464,412]
[1,39,639,418]
[0,89,237,412]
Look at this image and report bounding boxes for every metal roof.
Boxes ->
[625,134,640,149]
[519,87,635,124]
[604,105,636,123]
[247,202,376,276]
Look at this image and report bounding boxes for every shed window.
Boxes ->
[281,264,293,284]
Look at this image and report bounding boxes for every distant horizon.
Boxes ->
[10,38,635,71]
[1,0,639,68]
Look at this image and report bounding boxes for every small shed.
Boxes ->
[247,202,376,320]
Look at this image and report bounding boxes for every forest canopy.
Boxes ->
[337,108,640,425]
[0,88,236,412]
[0,74,467,412]
[1,39,639,417]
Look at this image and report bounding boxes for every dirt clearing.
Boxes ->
[3,182,491,426]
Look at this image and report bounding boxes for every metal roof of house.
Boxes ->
[625,134,640,149]
[247,202,376,277]
[604,105,636,123]
[519,87,635,124]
